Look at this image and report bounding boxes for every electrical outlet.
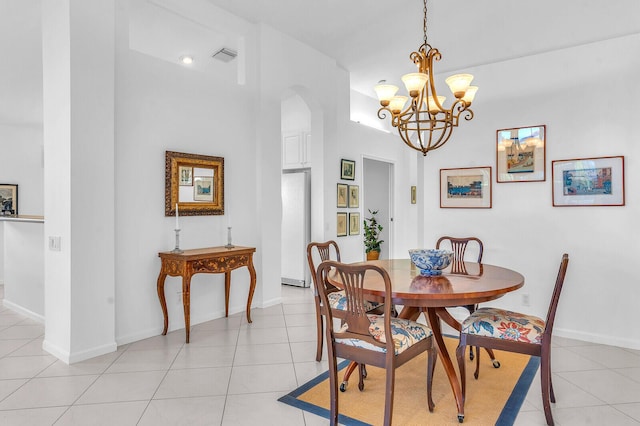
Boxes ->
[522,293,530,306]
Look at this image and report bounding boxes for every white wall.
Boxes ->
[0,124,44,283]
[410,34,639,349]
[113,7,259,343]
[3,221,44,320]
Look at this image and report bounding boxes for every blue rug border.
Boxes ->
[277,359,369,426]
[278,351,540,426]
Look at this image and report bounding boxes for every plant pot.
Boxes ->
[367,251,380,261]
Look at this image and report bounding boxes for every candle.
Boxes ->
[175,203,179,229]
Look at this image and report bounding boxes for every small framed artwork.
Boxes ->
[411,186,417,204]
[0,184,18,215]
[179,166,193,186]
[193,176,214,202]
[348,185,359,208]
[496,125,546,182]
[440,166,492,208]
[337,183,348,208]
[349,212,360,235]
[337,212,348,237]
[552,156,624,207]
[341,159,356,180]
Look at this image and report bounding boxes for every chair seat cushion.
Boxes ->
[336,315,432,355]
[327,290,381,312]
[461,307,545,344]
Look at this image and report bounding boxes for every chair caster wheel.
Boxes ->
[339,382,347,392]
[493,360,501,368]
[458,414,464,423]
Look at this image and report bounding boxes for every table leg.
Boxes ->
[246,261,257,324]
[426,307,465,422]
[157,272,169,335]
[224,271,231,318]
[182,275,192,343]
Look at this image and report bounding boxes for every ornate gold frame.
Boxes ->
[165,151,224,216]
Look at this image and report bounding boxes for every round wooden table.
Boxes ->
[333,258,524,422]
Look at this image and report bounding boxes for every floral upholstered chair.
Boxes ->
[316,260,436,426]
[456,253,569,426]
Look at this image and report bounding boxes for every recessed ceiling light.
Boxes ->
[179,55,194,65]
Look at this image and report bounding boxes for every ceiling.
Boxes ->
[3,0,640,127]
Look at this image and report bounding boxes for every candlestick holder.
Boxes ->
[171,228,184,253]
[225,226,235,249]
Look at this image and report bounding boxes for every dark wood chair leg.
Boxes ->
[383,366,395,426]
[315,314,323,362]
[540,355,554,425]
[456,341,467,402]
[474,345,480,380]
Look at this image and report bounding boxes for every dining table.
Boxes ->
[330,258,524,423]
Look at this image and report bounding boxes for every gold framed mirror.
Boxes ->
[165,151,224,216]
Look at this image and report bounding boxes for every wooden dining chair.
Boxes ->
[307,241,381,391]
[316,260,437,426]
[456,253,569,426]
[436,236,500,367]
[307,241,344,362]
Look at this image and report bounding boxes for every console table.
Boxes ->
[157,246,257,343]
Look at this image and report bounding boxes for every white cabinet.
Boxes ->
[282,132,311,169]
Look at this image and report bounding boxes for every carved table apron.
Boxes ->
[157,246,257,343]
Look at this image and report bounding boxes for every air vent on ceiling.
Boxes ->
[212,47,237,63]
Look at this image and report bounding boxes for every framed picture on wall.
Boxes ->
[349,212,360,235]
[341,159,356,180]
[337,212,348,236]
[348,185,359,208]
[496,125,546,182]
[337,183,348,208]
[179,166,193,186]
[440,167,492,208]
[0,184,18,216]
[193,176,214,202]
[552,156,624,206]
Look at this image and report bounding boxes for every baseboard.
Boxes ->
[2,299,44,323]
[555,327,640,350]
[42,340,117,364]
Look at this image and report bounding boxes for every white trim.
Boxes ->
[2,299,44,323]
[555,327,640,351]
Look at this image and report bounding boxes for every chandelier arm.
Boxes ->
[377,107,390,120]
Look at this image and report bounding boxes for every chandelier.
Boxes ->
[374,0,478,156]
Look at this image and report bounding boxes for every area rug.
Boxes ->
[279,337,539,425]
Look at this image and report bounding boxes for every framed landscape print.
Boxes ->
[496,125,546,182]
[348,185,359,208]
[341,159,355,180]
[193,176,214,202]
[552,156,624,206]
[0,184,18,215]
[440,167,492,208]
[337,183,348,208]
[349,212,360,235]
[337,212,348,236]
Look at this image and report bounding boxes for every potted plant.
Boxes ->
[363,209,384,260]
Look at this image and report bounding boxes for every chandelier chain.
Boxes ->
[423,0,428,46]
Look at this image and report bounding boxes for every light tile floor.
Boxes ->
[0,284,639,425]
